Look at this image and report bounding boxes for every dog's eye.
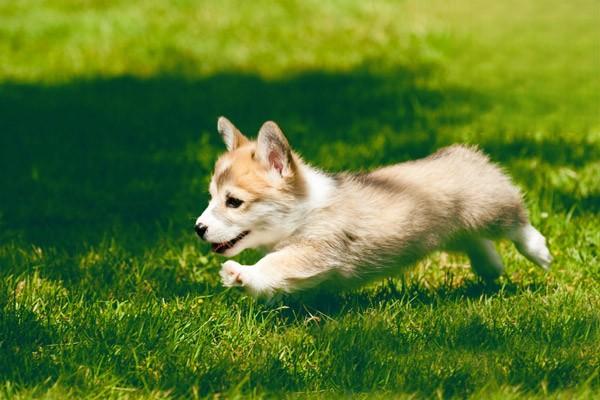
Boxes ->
[225,196,244,208]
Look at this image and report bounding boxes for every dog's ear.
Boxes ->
[218,116,248,151]
[257,121,293,177]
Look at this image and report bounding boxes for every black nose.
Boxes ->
[194,223,207,239]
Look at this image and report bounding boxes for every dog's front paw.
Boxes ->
[220,260,244,287]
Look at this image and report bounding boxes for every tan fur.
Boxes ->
[215,145,268,196]
[197,118,552,298]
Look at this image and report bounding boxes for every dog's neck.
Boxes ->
[267,161,336,250]
[299,162,336,214]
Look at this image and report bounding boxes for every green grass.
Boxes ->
[1,0,599,398]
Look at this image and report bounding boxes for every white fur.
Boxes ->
[221,259,279,298]
[509,223,552,270]
[196,200,243,244]
[303,166,335,210]
[465,237,505,279]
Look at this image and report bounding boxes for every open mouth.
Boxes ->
[211,231,250,254]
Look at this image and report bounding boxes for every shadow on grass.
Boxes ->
[484,135,600,168]
[0,66,486,250]
[276,275,548,319]
[0,295,57,383]
[2,66,595,251]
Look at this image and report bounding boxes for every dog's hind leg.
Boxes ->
[463,237,505,280]
[508,223,552,270]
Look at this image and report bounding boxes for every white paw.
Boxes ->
[220,260,244,287]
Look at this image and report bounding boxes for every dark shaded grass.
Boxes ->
[0,67,487,247]
[2,70,596,252]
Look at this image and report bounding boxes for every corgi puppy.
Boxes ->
[195,117,552,298]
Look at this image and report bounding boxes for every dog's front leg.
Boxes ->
[219,246,329,298]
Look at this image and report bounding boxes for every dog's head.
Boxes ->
[195,117,306,256]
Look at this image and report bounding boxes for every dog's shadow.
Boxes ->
[268,276,548,323]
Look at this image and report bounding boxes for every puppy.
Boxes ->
[195,117,552,298]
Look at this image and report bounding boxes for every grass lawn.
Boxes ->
[1,0,599,398]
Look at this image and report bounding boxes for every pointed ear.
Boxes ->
[256,121,293,177]
[217,116,248,151]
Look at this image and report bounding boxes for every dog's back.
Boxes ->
[293,145,531,282]
[370,145,527,236]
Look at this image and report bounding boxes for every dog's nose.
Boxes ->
[194,223,208,239]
